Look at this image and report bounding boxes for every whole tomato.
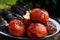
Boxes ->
[30,8,49,24]
[27,23,47,38]
[8,19,25,37]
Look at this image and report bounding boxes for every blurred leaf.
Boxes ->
[6,0,17,5]
[29,2,33,7]
[0,0,17,9]
[0,4,9,9]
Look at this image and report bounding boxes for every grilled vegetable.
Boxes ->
[11,5,27,16]
[2,10,15,22]
[0,16,8,31]
[12,13,24,20]
[27,23,47,38]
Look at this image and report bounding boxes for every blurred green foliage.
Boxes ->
[0,0,17,10]
[0,0,57,10]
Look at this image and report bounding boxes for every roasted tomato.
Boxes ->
[8,19,25,37]
[23,19,31,27]
[27,23,47,38]
[30,8,49,24]
[46,22,56,35]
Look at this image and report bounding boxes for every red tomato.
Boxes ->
[30,8,49,24]
[8,19,25,37]
[23,19,31,27]
[46,22,56,35]
[27,23,47,38]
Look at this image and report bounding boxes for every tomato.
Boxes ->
[23,19,31,27]
[46,22,56,35]
[27,23,47,38]
[8,19,25,37]
[30,8,49,24]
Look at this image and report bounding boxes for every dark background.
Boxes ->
[16,0,60,17]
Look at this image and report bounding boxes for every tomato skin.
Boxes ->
[41,10,49,24]
[30,8,49,24]
[46,22,56,35]
[23,19,31,27]
[27,23,47,38]
[8,19,25,37]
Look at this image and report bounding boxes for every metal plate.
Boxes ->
[0,18,60,40]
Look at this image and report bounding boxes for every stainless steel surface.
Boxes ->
[0,18,60,40]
